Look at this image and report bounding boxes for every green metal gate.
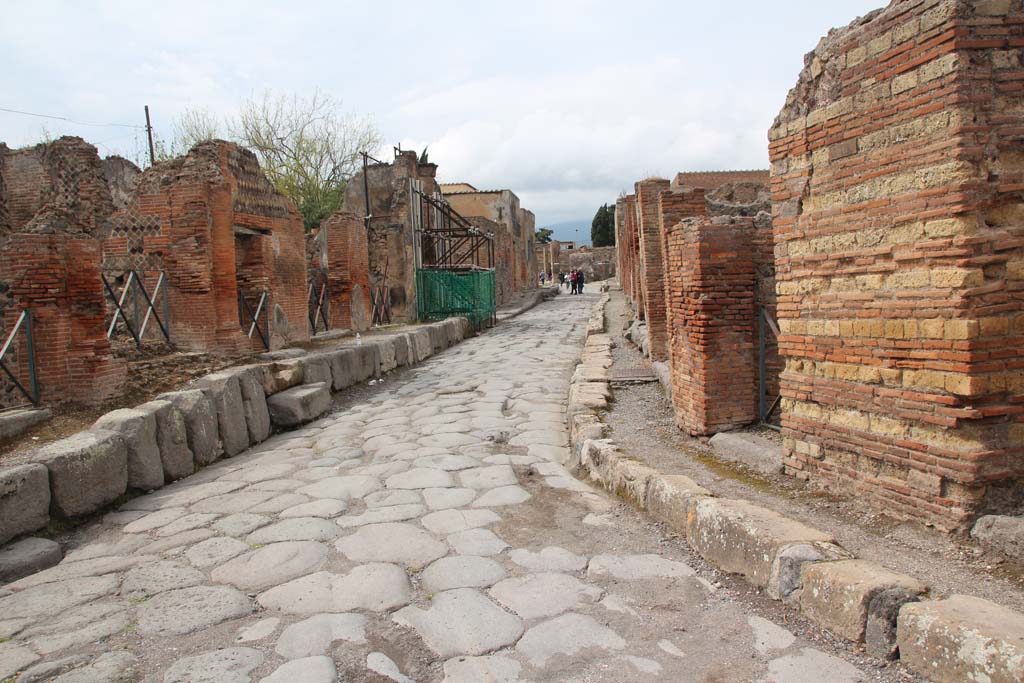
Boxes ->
[416,269,496,329]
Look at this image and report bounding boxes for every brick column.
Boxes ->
[636,179,671,360]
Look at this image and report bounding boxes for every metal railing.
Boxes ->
[0,310,39,406]
[758,305,781,429]
[102,270,171,347]
[239,290,270,350]
[308,282,330,334]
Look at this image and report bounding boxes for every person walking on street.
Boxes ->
[577,269,586,294]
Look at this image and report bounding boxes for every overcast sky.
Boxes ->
[2,0,882,227]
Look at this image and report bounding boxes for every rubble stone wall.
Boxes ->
[770,0,1024,529]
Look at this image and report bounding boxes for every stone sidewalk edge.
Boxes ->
[562,287,1024,683]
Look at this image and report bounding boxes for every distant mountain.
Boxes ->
[543,219,590,246]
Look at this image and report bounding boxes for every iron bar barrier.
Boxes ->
[308,282,330,334]
[758,304,781,430]
[102,270,171,347]
[0,310,39,406]
[239,290,270,350]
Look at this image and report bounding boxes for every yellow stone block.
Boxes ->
[921,319,945,339]
[857,274,884,290]
[945,374,988,397]
[840,320,855,337]
[885,320,905,339]
[887,270,930,289]
[1008,260,1024,280]
[903,369,946,391]
[944,319,979,340]
[931,268,984,289]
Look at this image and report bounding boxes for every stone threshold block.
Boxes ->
[686,498,832,592]
[898,595,1024,683]
[0,464,50,544]
[799,559,926,659]
[268,383,331,428]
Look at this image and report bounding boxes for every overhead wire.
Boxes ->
[0,106,146,129]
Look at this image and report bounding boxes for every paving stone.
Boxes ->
[213,513,271,537]
[509,546,587,572]
[331,563,412,611]
[421,556,507,593]
[364,489,421,508]
[490,572,603,619]
[137,529,216,555]
[0,537,62,583]
[336,504,426,528]
[764,648,865,683]
[386,467,455,489]
[155,512,219,537]
[446,528,509,556]
[94,407,165,491]
[275,613,367,658]
[121,480,244,511]
[471,485,531,507]
[253,478,308,492]
[367,652,413,683]
[235,617,280,643]
[137,585,252,636]
[441,655,522,683]
[164,647,264,683]
[258,571,335,614]
[212,541,328,590]
[587,554,696,579]
[35,430,127,518]
[423,487,477,510]
[658,639,686,658]
[221,463,296,483]
[297,475,382,500]
[259,656,337,683]
[336,523,448,568]
[458,465,518,490]
[623,655,662,674]
[516,612,625,666]
[281,499,347,518]
[749,615,796,655]
[123,560,204,597]
[123,507,187,533]
[0,641,40,680]
[393,588,524,657]
[413,454,481,471]
[28,608,128,656]
[0,575,119,619]
[50,651,137,683]
[421,509,501,535]
[14,654,91,683]
[190,490,278,514]
[247,518,341,543]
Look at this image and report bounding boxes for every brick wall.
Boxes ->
[321,210,370,331]
[770,0,1024,529]
[636,179,671,361]
[0,137,126,405]
[623,194,643,317]
[673,170,771,191]
[124,141,309,352]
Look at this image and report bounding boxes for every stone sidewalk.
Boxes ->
[0,292,874,682]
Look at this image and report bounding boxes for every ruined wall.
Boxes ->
[320,209,370,332]
[565,246,616,281]
[770,0,1024,529]
[622,194,643,317]
[673,170,771,191]
[0,137,125,405]
[636,179,671,361]
[122,141,309,352]
[329,152,432,326]
[660,181,774,435]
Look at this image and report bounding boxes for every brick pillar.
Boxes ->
[636,179,671,361]
[659,187,708,383]
[666,219,757,435]
[770,0,1024,530]
[624,194,642,316]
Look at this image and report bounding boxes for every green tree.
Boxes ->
[535,227,554,244]
[233,90,382,231]
[591,203,615,247]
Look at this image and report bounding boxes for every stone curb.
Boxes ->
[564,293,1024,683]
[0,306,530,582]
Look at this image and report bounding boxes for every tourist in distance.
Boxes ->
[577,268,585,294]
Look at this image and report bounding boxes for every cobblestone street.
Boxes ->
[0,293,875,683]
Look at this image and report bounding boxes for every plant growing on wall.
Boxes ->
[535,228,554,244]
